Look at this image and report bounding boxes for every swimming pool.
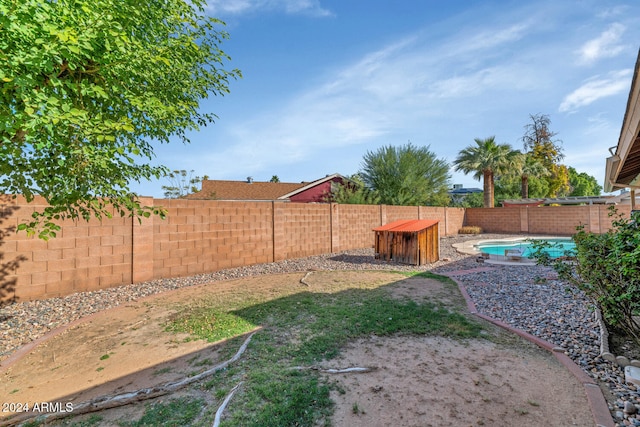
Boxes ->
[476,238,575,259]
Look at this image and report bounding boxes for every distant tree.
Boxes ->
[521,114,570,197]
[568,167,602,196]
[549,165,571,197]
[324,174,381,205]
[495,175,549,202]
[162,170,208,198]
[522,114,563,163]
[270,175,280,183]
[514,154,550,198]
[453,136,520,208]
[1,0,240,238]
[360,143,450,206]
[450,191,484,208]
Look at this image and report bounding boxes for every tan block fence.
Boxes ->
[0,196,630,302]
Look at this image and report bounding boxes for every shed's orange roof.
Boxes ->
[373,219,439,232]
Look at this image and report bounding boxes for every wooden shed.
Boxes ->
[373,219,440,265]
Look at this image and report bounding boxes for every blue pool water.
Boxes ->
[476,238,575,259]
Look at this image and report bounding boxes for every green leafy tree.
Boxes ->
[162,170,208,199]
[360,143,450,206]
[324,174,381,205]
[515,154,550,199]
[521,114,570,197]
[450,191,484,208]
[567,167,602,196]
[269,175,280,183]
[0,0,240,238]
[495,175,549,204]
[453,136,520,208]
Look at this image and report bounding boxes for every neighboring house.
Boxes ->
[606,48,640,211]
[186,173,351,203]
[447,184,482,204]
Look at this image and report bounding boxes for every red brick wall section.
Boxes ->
[1,198,634,302]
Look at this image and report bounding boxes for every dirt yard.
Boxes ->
[0,271,596,426]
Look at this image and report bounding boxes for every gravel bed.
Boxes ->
[0,233,636,425]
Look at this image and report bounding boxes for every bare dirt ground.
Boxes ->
[0,271,596,426]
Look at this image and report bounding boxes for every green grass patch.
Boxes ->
[117,397,204,427]
[400,270,458,285]
[165,309,257,343]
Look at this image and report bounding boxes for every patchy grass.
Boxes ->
[165,309,257,343]
[400,270,458,285]
[117,397,204,427]
[161,271,482,426]
[47,270,483,427]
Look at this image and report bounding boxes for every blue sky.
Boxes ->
[130,0,640,197]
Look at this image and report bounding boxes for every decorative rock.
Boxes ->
[625,401,638,415]
[618,356,631,367]
[0,233,636,424]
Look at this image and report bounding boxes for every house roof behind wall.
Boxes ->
[185,173,350,201]
[187,179,306,200]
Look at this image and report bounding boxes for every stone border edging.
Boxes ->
[451,275,615,427]
[596,308,640,369]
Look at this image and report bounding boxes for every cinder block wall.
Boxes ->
[1,195,133,301]
[331,204,381,252]
[0,197,631,302]
[419,206,465,236]
[465,205,631,235]
[273,203,331,261]
[465,207,523,233]
[152,200,274,279]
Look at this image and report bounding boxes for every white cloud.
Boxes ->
[464,23,530,52]
[596,6,629,19]
[559,69,632,113]
[205,0,331,17]
[577,23,626,65]
[202,14,548,176]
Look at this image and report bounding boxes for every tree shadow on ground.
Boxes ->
[0,272,480,427]
[328,253,392,266]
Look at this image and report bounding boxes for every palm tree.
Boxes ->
[517,154,550,198]
[453,136,520,208]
